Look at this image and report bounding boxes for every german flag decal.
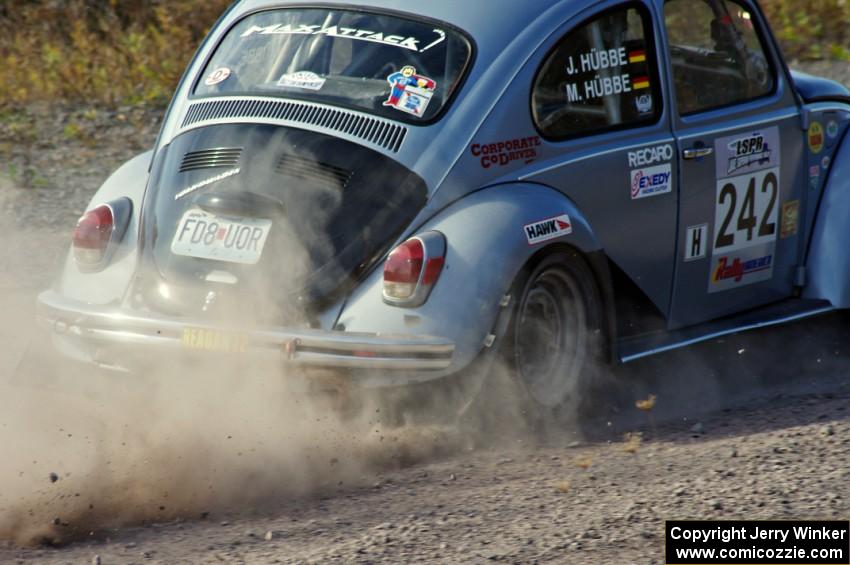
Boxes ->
[633,76,650,90]
[628,49,646,64]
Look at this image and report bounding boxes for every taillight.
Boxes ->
[72,198,132,272]
[383,231,446,307]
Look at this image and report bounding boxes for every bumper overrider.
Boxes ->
[36,290,454,372]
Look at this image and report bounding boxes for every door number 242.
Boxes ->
[714,170,779,251]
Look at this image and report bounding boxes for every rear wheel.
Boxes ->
[504,250,605,425]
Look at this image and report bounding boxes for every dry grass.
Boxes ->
[0,0,845,110]
[0,0,231,108]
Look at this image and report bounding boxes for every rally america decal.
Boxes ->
[240,24,446,53]
[524,215,572,245]
[709,127,780,293]
[383,66,436,117]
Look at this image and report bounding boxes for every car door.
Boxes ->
[524,1,678,317]
[663,0,806,328]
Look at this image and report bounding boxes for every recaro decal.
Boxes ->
[709,126,780,293]
[628,144,673,168]
[471,136,541,169]
[523,214,572,245]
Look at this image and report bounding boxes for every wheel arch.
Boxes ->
[506,241,617,365]
[338,181,618,376]
[804,122,850,307]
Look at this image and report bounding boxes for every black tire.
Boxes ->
[501,249,606,427]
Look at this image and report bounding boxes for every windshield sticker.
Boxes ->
[383,66,435,117]
[471,136,541,169]
[420,29,447,52]
[277,71,325,91]
[204,67,232,86]
[808,122,824,153]
[240,24,445,53]
[822,155,831,170]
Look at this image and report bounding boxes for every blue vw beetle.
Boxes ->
[35,0,850,419]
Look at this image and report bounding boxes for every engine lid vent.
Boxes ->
[276,154,353,190]
[181,98,408,153]
[179,147,242,173]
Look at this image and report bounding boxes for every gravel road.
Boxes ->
[0,62,849,564]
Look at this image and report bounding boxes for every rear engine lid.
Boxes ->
[139,124,427,324]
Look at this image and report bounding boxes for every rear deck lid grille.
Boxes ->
[179,147,242,173]
[276,154,353,190]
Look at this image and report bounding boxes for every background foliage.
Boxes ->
[0,0,847,108]
[0,0,231,107]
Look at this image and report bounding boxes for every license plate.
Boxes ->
[181,327,247,353]
[171,209,271,264]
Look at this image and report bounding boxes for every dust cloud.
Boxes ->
[0,338,469,546]
[0,198,475,547]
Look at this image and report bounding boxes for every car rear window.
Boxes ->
[194,8,473,123]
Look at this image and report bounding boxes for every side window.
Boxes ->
[532,4,662,140]
[664,0,775,115]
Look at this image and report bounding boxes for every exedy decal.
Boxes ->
[630,164,672,200]
[524,215,572,245]
[240,24,446,53]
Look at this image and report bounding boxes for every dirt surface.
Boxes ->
[0,62,849,564]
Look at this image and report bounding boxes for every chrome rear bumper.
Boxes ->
[37,290,454,371]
